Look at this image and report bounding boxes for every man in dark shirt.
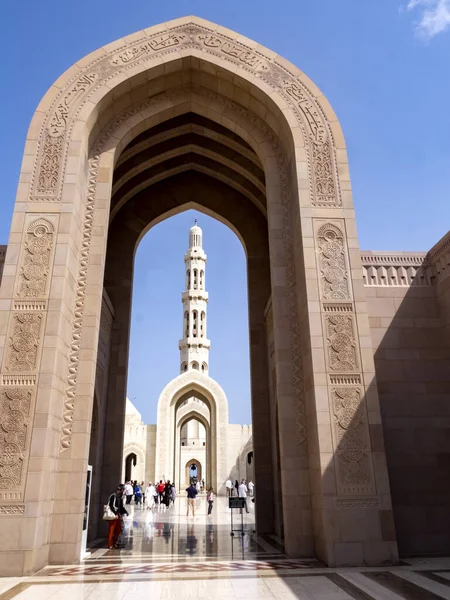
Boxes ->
[186,483,198,516]
[108,486,128,549]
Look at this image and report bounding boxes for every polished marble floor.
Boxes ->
[2,497,450,598]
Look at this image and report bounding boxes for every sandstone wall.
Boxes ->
[363,248,450,556]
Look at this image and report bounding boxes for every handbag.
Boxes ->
[103,496,118,521]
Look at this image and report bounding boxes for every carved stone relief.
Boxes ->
[317,223,350,301]
[17,219,54,298]
[326,315,357,372]
[332,387,374,495]
[31,22,341,208]
[5,313,42,373]
[0,387,33,498]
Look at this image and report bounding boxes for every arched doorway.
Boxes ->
[185,459,202,487]
[0,16,396,573]
[124,453,137,482]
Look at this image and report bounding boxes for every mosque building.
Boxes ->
[122,222,254,491]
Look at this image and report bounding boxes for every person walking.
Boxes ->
[163,480,172,509]
[157,480,165,504]
[234,479,239,497]
[238,479,249,514]
[226,478,232,497]
[196,480,201,494]
[248,480,254,497]
[186,482,198,516]
[124,481,133,505]
[134,482,142,506]
[107,486,129,549]
[171,483,177,505]
[145,482,155,510]
[141,481,146,505]
[207,487,214,516]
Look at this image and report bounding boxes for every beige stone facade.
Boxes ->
[0,16,449,576]
[122,396,253,492]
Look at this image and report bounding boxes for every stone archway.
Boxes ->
[155,373,227,494]
[122,444,146,483]
[0,16,397,574]
[175,400,211,491]
[185,458,202,487]
[124,453,136,483]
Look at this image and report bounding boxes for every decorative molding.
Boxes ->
[326,315,357,373]
[323,303,353,313]
[335,497,379,509]
[329,374,361,386]
[13,300,47,311]
[0,387,34,496]
[60,153,99,451]
[1,375,36,386]
[32,21,340,208]
[360,251,427,266]
[362,264,429,288]
[317,224,350,300]
[332,387,374,495]
[4,313,43,372]
[17,219,54,298]
[0,504,25,515]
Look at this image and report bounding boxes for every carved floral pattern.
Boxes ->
[18,219,54,298]
[5,313,42,372]
[0,388,32,491]
[36,135,64,196]
[326,315,357,372]
[333,388,372,492]
[317,224,350,300]
[311,141,336,205]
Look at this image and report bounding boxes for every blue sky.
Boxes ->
[2,1,449,423]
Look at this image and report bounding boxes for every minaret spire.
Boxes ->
[179,221,210,374]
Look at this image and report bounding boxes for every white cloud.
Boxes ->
[406,0,450,38]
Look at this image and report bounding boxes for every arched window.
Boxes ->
[193,269,198,289]
[200,311,205,337]
[184,311,189,337]
[202,362,208,373]
[200,270,204,289]
[186,270,190,289]
[181,362,187,372]
[191,362,199,370]
[192,310,197,337]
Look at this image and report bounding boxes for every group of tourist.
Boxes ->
[144,480,177,510]
[226,478,254,496]
[225,478,253,513]
[106,477,252,549]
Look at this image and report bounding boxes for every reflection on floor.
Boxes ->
[3,497,450,598]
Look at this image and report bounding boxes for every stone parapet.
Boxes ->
[361,235,450,287]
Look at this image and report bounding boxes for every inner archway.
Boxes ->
[124,453,137,483]
[186,459,202,487]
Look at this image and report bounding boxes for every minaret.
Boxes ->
[179,221,210,374]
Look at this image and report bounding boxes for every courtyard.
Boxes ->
[2,497,450,598]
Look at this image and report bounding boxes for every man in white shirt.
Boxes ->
[225,478,232,497]
[238,479,249,513]
[124,481,134,505]
[248,480,254,496]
